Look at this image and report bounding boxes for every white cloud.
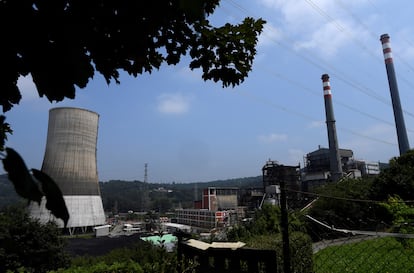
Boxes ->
[258,133,288,143]
[293,21,349,57]
[257,0,373,57]
[156,93,193,114]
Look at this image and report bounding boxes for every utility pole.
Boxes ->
[144,163,148,183]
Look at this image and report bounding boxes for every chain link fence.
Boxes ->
[283,189,414,273]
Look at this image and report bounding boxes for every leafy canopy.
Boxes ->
[0,205,69,273]
[0,0,265,113]
[371,149,414,201]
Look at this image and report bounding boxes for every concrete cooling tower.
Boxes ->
[29,107,105,233]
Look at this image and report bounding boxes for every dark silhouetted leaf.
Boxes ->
[2,147,43,204]
[31,168,69,228]
[0,115,12,151]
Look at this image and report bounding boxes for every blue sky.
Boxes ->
[4,0,414,183]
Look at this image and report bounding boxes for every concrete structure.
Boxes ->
[302,147,388,191]
[380,34,410,155]
[175,209,233,231]
[176,187,240,231]
[202,187,238,211]
[347,159,380,176]
[162,222,192,234]
[29,107,105,233]
[94,224,111,237]
[302,147,353,190]
[321,74,343,181]
[261,160,301,208]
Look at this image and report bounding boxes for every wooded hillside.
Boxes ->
[0,174,262,212]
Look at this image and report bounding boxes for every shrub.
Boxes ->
[0,205,70,273]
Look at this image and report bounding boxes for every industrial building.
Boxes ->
[175,209,230,231]
[201,187,238,211]
[175,187,240,231]
[29,107,106,234]
[301,146,386,191]
[301,147,352,190]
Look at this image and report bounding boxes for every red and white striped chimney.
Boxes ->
[380,34,410,155]
[321,74,342,182]
[381,34,393,64]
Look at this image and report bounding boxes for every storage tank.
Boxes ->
[29,107,105,233]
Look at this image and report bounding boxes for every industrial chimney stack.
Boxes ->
[29,107,105,233]
[380,34,410,155]
[321,74,343,182]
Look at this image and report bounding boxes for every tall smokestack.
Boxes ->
[322,74,343,182]
[380,34,410,155]
[29,107,105,232]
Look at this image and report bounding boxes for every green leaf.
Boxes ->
[31,168,70,228]
[2,147,43,204]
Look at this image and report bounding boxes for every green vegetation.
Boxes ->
[56,240,196,273]
[0,175,262,211]
[228,204,313,273]
[309,149,414,233]
[308,177,377,230]
[0,0,265,148]
[371,150,414,201]
[245,232,313,273]
[99,176,262,213]
[309,150,414,272]
[314,237,414,273]
[0,205,69,273]
[51,261,144,273]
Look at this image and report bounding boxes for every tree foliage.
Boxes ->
[65,240,196,273]
[227,204,313,273]
[380,195,414,248]
[0,0,265,114]
[371,149,414,201]
[308,150,414,233]
[228,203,306,240]
[244,233,313,273]
[0,205,70,273]
[308,178,377,230]
[1,148,69,226]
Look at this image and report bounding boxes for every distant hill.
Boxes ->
[100,176,262,213]
[0,174,25,209]
[0,173,262,212]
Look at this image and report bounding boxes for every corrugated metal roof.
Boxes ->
[183,239,246,250]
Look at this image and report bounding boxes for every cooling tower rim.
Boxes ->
[49,107,99,117]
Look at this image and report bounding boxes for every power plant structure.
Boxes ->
[29,107,106,234]
[380,34,410,155]
[321,74,343,182]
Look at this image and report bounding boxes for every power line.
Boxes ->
[222,0,414,120]
[217,1,411,147]
[289,188,414,204]
[255,62,414,133]
[238,89,398,147]
[332,0,414,93]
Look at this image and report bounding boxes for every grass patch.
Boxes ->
[314,237,414,273]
